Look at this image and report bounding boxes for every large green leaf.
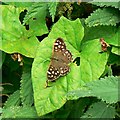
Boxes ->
[23,2,48,36]
[85,8,120,27]
[91,1,120,10]
[0,5,39,58]
[83,26,117,41]
[2,106,38,118]
[81,101,116,118]
[32,16,108,116]
[67,76,119,104]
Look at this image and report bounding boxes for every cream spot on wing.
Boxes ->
[65,51,68,54]
[55,46,58,49]
[52,71,54,74]
[47,71,51,74]
[55,72,57,75]
[51,75,53,77]
[54,43,58,45]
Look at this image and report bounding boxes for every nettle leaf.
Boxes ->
[48,2,58,22]
[32,16,108,116]
[3,90,20,109]
[20,65,34,106]
[2,106,38,118]
[111,46,120,56]
[87,76,119,103]
[85,8,120,27]
[0,5,39,58]
[91,2,120,10]
[66,89,94,100]
[81,101,116,118]
[67,76,119,103]
[23,2,48,36]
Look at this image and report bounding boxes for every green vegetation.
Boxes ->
[1,1,120,119]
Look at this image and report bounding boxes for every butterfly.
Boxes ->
[100,38,110,51]
[46,38,72,87]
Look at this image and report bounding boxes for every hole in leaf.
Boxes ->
[73,57,80,66]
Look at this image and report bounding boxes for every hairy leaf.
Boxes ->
[48,2,58,22]
[3,90,20,109]
[23,2,48,36]
[20,64,34,106]
[81,101,116,118]
[67,76,119,104]
[91,2,120,10]
[0,5,39,58]
[32,16,108,116]
[85,8,120,27]
[87,76,119,103]
[2,106,38,118]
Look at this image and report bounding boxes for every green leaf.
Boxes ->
[20,64,34,106]
[111,46,120,56]
[87,76,119,103]
[67,76,119,104]
[4,2,33,7]
[0,5,39,58]
[3,90,20,109]
[32,16,108,116]
[106,27,120,47]
[66,89,94,100]
[2,106,38,118]
[91,2,120,10]
[23,2,48,36]
[80,40,108,83]
[48,2,58,22]
[81,101,116,118]
[83,25,117,41]
[48,16,84,52]
[85,8,120,27]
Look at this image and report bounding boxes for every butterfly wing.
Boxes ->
[47,38,72,81]
[53,38,72,63]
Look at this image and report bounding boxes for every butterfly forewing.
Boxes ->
[47,38,72,82]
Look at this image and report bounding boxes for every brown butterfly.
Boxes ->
[46,38,72,87]
[100,38,110,51]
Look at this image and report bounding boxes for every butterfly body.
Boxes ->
[46,38,72,85]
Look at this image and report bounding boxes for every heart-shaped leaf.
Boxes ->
[32,16,108,116]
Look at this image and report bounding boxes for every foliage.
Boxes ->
[67,76,119,103]
[1,1,120,119]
